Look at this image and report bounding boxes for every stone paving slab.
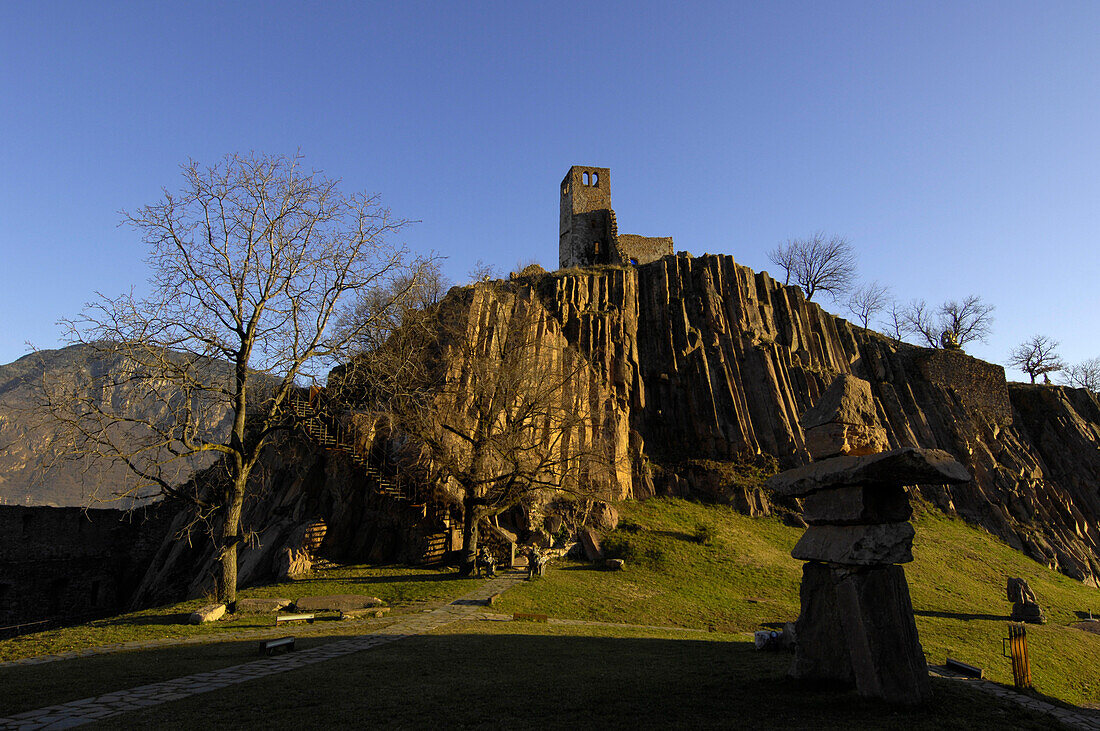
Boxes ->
[0,572,528,730]
[928,665,1100,730]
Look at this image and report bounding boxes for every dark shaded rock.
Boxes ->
[1006,576,1038,604]
[766,448,971,498]
[791,523,914,565]
[589,501,620,531]
[791,563,930,705]
[834,565,930,704]
[802,485,912,525]
[578,528,604,561]
[1011,601,1044,624]
[790,562,853,684]
[294,595,384,612]
[604,558,625,570]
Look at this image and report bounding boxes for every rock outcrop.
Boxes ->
[134,253,1100,597]
[769,377,972,705]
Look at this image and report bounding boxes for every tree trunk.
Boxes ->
[459,492,479,577]
[216,475,247,611]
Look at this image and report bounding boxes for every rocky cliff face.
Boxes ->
[530,255,1098,584]
[134,253,1100,599]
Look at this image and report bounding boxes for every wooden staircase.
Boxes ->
[288,390,453,565]
[422,503,451,564]
[288,392,408,501]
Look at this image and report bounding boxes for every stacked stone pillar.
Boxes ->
[766,376,971,705]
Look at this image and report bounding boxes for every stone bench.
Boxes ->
[259,636,295,655]
[275,613,315,626]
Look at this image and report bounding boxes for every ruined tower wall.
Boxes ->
[559,166,613,268]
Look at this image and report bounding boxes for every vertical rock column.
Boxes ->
[767,376,971,705]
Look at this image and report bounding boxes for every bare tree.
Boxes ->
[767,232,857,301]
[44,152,431,608]
[939,295,995,347]
[766,241,800,286]
[900,299,940,347]
[396,283,616,576]
[1063,357,1100,392]
[846,281,891,328]
[1008,335,1066,384]
[881,301,908,345]
[900,295,995,350]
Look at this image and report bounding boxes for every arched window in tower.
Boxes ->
[593,241,601,259]
[592,172,599,186]
[583,172,589,185]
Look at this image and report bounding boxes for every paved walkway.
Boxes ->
[0,571,528,730]
[929,665,1100,730]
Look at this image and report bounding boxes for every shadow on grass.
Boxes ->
[285,572,462,586]
[95,613,193,627]
[60,631,1066,731]
[914,610,1009,621]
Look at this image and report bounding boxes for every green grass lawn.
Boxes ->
[89,622,1062,730]
[0,564,481,663]
[1,496,1097,723]
[495,498,1100,708]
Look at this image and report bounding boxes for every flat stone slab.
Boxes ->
[766,448,971,498]
[187,603,226,624]
[802,485,912,525]
[293,595,385,612]
[791,522,915,565]
[234,598,292,614]
[340,607,391,620]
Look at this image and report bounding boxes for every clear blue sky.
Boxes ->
[3,1,1098,380]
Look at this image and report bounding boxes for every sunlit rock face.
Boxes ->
[135,253,1100,599]
[531,254,1099,584]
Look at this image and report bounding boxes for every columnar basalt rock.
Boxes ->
[767,376,972,705]
[132,253,1100,604]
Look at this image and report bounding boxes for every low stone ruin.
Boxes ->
[766,375,971,705]
[1007,577,1045,624]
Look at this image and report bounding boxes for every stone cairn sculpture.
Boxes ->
[765,375,972,705]
[1007,577,1045,624]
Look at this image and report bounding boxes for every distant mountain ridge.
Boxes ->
[0,344,234,507]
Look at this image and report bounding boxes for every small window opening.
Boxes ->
[583,172,589,185]
[562,182,569,196]
[630,258,638,265]
[592,172,599,186]
[593,241,601,258]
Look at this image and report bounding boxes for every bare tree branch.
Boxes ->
[43,152,430,607]
[1008,335,1066,384]
[847,281,891,329]
[768,232,857,302]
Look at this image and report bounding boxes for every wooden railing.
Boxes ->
[286,390,454,564]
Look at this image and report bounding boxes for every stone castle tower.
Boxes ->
[559,166,673,269]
